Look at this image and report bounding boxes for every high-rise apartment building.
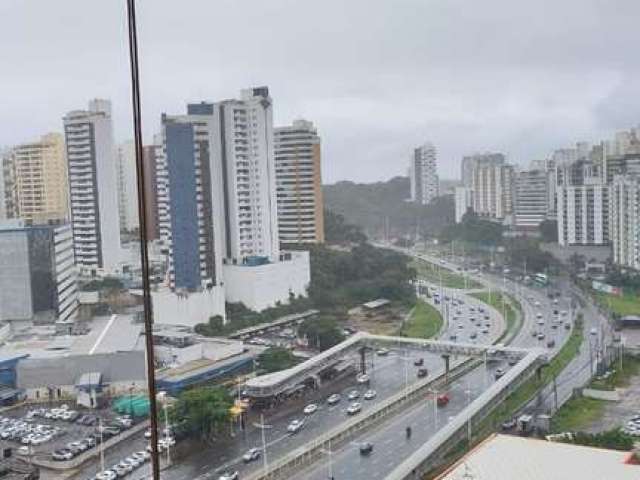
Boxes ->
[0,222,78,323]
[63,99,121,272]
[557,179,608,246]
[610,175,640,270]
[472,163,515,221]
[154,88,310,321]
[274,119,324,245]
[116,140,140,233]
[410,143,439,205]
[461,153,505,188]
[5,133,68,224]
[156,103,222,292]
[514,169,548,230]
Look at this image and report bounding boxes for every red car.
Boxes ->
[436,394,450,407]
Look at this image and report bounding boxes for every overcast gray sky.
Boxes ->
[1,0,639,183]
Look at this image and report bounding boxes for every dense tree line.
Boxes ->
[439,212,503,246]
[168,386,232,440]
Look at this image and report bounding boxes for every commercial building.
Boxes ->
[461,152,505,188]
[557,179,608,246]
[274,119,324,244]
[605,152,640,184]
[4,133,68,224]
[437,434,639,480]
[610,175,640,270]
[410,143,439,205]
[454,186,472,223]
[472,162,515,221]
[116,140,140,233]
[63,99,121,273]
[514,169,548,230]
[0,222,78,323]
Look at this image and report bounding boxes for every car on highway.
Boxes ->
[417,368,429,378]
[564,322,571,330]
[218,471,239,480]
[470,332,477,339]
[590,328,598,336]
[537,319,544,326]
[359,442,373,456]
[376,348,390,356]
[458,324,464,329]
[347,403,362,415]
[547,339,556,348]
[287,419,305,434]
[356,373,370,384]
[449,333,457,341]
[414,358,424,366]
[364,389,377,400]
[537,332,545,340]
[303,404,318,415]
[243,448,262,463]
[436,394,450,407]
[327,393,341,405]
[481,328,489,334]
[494,368,505,379]
[348,390,360,400]
[95,471,117,480]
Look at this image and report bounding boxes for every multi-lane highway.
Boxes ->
[291,251,569,480]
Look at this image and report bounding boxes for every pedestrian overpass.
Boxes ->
[244,332,546,398]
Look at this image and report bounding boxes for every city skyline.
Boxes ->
[2,0,640,183]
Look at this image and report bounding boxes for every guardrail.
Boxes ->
[385,350,544,480]
[245,357,481,480]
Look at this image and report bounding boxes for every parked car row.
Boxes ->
[88,450,151,479]
[0,415,64,445]
[52,436,97,461]
[27,405,80,423]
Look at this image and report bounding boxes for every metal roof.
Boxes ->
[437,434,639,480]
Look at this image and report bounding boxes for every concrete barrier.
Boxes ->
[582,388,620,401]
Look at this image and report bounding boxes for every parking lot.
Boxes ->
[0,404,141,465]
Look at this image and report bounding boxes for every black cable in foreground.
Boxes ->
[125,0,161,478]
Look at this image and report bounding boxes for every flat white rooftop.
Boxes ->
[437,434,639,480]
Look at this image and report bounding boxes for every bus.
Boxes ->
[534,273,548,286]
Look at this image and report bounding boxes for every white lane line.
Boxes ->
[89,314,117,354]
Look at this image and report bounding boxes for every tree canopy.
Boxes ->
[169,386,232,440]
[439,212,504,246]
[257,347,298,373]
[539,219,558,243]
[298,315,345,351]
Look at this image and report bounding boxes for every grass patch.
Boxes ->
[471,291,521,343]
[411,258,482,290]
[589,354,640,391]
[594,292,640,316]
[550,396,606,432]
[400,300,443,339]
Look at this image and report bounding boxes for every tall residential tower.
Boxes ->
[63,99,121,272]
[274,119,324,245]
[410,143,439,205]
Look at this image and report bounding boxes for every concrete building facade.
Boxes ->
[461,152,505,188]
[410,143,439,205]
[63,99,121,273]
[116,140,140,233]
[0,222,78,323]
[5,133,68,224]
[472,162,515,221]
[274,119,324,244]
[454,186,472,223]
[514,169,548,230]
[610,175,640,270]
[557,180,608,246]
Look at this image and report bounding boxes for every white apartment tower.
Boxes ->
[610,175,640,270]
[557,179,608,246]
[63,99,121,272]
[410,143,439,205]
[472,163,515,221]
[514,169,548,230]
[274,119,324,244]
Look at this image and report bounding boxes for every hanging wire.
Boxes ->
[125,0,161,477]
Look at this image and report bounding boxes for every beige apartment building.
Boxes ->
[7,133,68,223]
[274,119,324,244]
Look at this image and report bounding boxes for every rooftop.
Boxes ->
[437,434,639,480]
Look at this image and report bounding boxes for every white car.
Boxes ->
[347,402,362,415]
[376,348,390,356]
[243,447,262,463]
[96,471,117,480]
[348,390,360,400]
[356,373,370,384]
[327,394,341,405]
[303,404,318,415]
[218,472,239,480]
[590,328,597,336]
[363,390,377,400]
[287,419,304,434]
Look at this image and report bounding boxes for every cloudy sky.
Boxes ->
[1,0,639,183]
